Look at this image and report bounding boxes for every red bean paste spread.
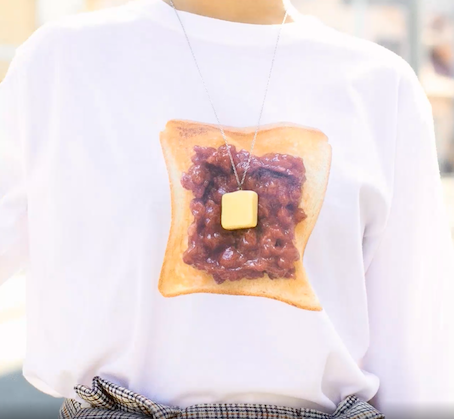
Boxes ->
[180,144,307,284]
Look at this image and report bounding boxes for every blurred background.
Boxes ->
[1,0,454,417]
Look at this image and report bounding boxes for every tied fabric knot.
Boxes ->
[72,376,180,419]
[59,375,385,419]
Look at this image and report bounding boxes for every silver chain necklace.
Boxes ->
[168,0,289,190]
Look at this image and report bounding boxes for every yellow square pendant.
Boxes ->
[221,190,258,230]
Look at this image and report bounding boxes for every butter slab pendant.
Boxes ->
[221,190,258,230]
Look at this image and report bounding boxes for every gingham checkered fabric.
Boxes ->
[59,376,385,419]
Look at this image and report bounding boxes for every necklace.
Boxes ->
[168,0,289,230]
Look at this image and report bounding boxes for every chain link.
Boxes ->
[168,0,289,190]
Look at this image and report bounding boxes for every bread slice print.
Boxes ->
[158,119,332,311]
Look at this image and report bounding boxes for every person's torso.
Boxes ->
[19,0,401,412]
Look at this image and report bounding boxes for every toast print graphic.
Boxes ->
[158,119,332,311]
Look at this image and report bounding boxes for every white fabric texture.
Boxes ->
[1,0,453,417]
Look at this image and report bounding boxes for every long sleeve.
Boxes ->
[362,62,454,417]
[0,56,29,286]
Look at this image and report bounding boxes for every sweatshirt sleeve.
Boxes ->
[0,56,29,286]
[362,62,454,417]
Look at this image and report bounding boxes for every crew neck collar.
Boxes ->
[128,0,325,46]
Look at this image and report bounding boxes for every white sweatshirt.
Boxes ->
[1,0,453,417]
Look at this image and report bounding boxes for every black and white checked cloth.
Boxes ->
[59,376,385,419]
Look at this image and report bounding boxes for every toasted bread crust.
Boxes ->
[158,119,332,311]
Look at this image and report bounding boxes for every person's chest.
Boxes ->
[25,35,397,347]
